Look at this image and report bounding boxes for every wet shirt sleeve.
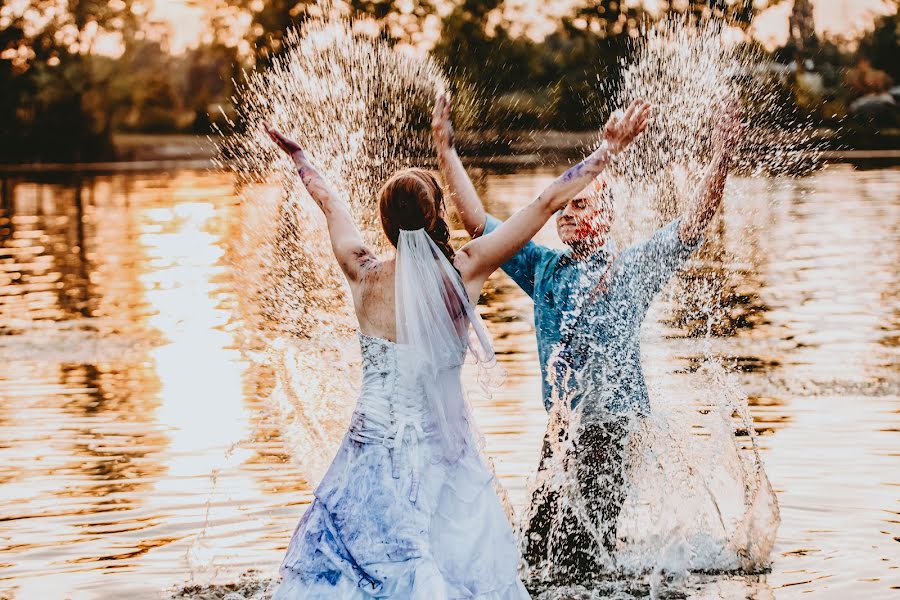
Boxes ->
[622,217,702,305]
[483,214,549,299]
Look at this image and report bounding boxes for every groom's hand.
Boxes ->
[712,96,744,157]
[431,89,455,153]
[603,99,651,154]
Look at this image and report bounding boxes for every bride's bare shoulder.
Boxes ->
[451,245,478,278]
[357,256,394,287]
[354,258,396,333]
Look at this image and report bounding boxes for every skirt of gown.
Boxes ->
[272,334,529,599]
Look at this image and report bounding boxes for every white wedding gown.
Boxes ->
[272,331,530,599]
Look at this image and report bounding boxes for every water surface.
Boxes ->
[0,164,897,599]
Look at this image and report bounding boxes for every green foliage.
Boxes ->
[767,4,899,130]
[433,1,771,131]
[1,0,896,160]
[0,0,142,161]
[179,44,244,133]
[857,7,900,84]
[240,0,316,66]
[1,0,246,160]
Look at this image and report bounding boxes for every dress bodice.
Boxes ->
[357,332,428,409]
[349,332,437,501]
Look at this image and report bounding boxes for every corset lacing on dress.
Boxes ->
[348,332,438,502]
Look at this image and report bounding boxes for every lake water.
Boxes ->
[0,164,897,599]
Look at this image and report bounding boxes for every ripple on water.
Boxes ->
[1,165,897,600]
[0,103,898,600]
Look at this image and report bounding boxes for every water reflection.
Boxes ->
[0,164,897,599]
[0,172,304,599]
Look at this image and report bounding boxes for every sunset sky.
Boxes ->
[150,0,896,53]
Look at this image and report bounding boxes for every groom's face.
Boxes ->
[555,189,615,247]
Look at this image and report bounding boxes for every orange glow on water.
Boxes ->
[0,164,897,597]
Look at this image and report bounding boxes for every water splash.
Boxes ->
[221,15,450,336]
[604,18,821,241]
[522,18,797,595]
[199,13,803,600]
[219,15,452,485]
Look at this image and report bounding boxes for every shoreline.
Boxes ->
[1,150,899,175]
[1,131,899,174]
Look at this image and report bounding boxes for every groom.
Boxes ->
[433,94,743,579]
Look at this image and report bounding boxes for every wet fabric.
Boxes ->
[482,215,701,414]
[518,415,632,583]
[394,227,499,463]
[272,333,529,599]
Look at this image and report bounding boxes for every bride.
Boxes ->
[263,91,647,599]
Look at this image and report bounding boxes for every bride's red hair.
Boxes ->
[378,168,455,263]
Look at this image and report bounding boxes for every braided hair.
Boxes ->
[378,168,455,264]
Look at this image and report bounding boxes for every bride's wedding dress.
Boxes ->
[272,230,529,599]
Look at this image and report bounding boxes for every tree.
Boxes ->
[348,0,440,46]
[857,6,900,84]
[240,0,317,66]
[0,0,149,161]
[789,0,817,64]
[432,0,504,77]
[179,43,244,133]
[231,0,437,68]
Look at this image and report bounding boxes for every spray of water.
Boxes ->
[183,13,812,600]
[218,15,456,485]
[520,18,806,596]
[604,18,820,240]
[170,14,462,596]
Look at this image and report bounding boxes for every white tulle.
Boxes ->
[395,228,498,462]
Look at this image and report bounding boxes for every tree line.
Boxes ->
[1,0,897,162]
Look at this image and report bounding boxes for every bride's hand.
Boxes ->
[431,90,455,153]
[603,99,651,154]
[263,122,306,162]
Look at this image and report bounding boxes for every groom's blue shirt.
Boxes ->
[483,214,701,415]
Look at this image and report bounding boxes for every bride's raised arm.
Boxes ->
[456,99,651,283]
[265,124,376,282]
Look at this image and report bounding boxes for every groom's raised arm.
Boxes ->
[679,98,743,244]
[622,99,742,305]
[433,93,652,297]
[458,140,632,284]
[432,91,488,238]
